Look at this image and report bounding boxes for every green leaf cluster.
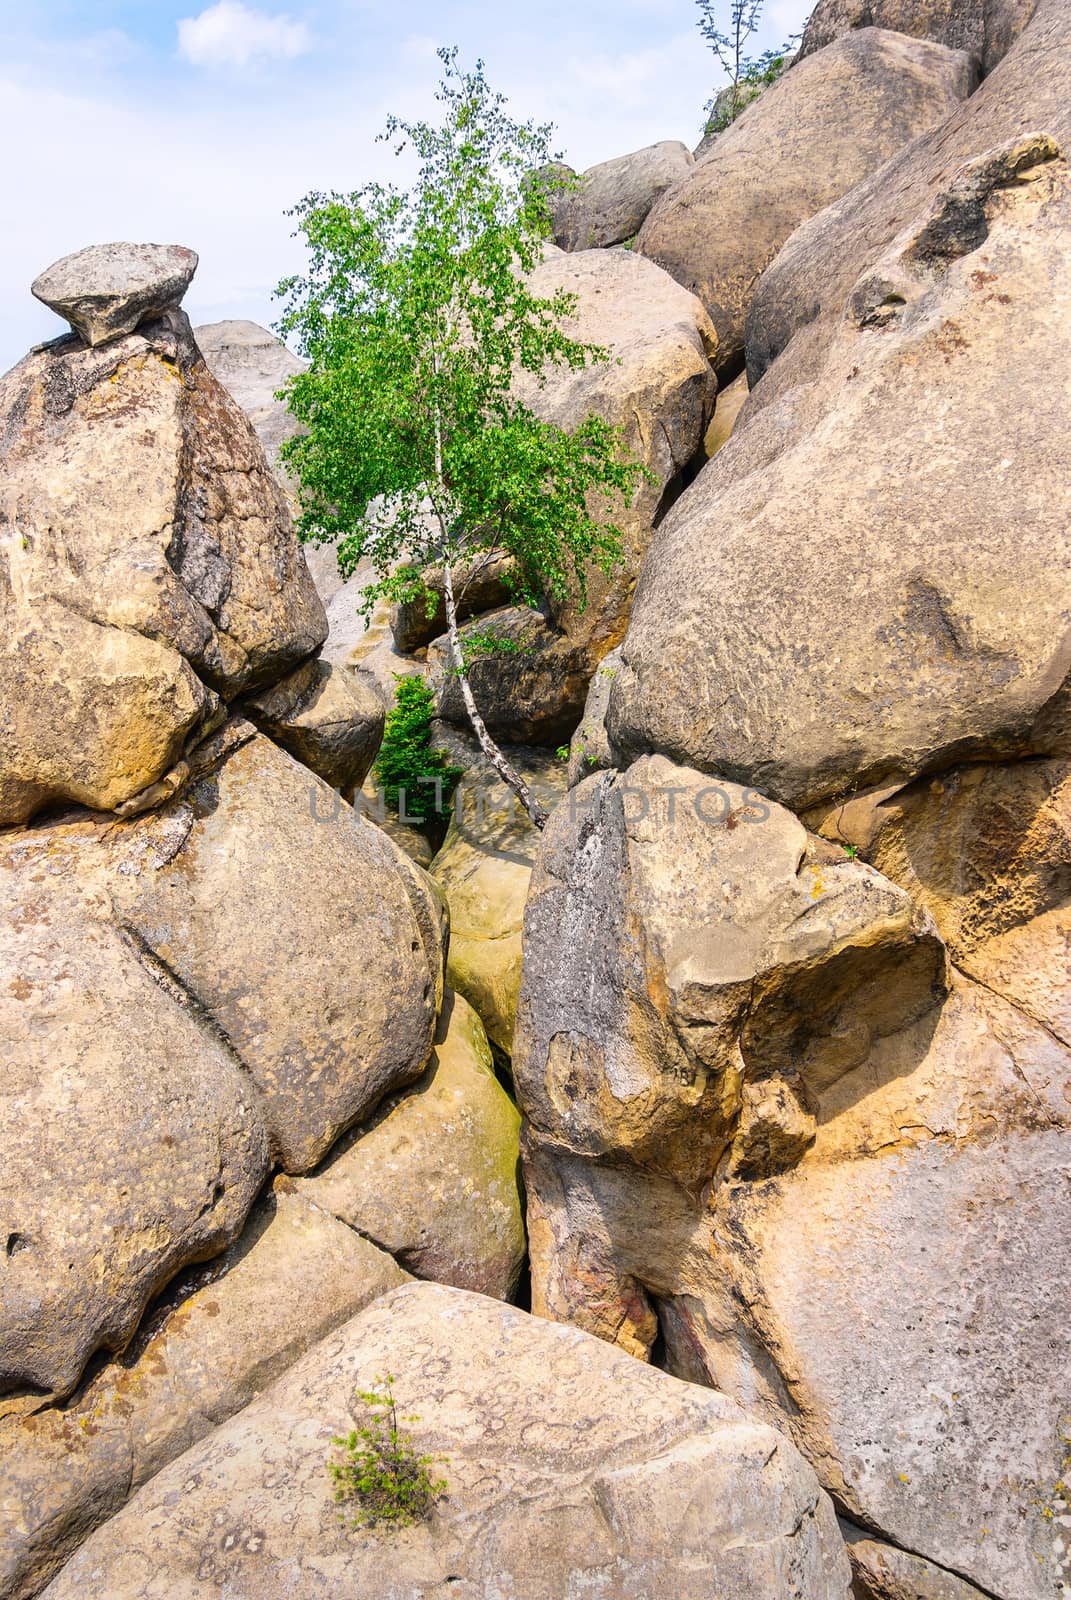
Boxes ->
[372,676,462,825]
[328,1376,447,1529]
[275,47,645,623]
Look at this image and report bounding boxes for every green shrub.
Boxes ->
[329,1375,447,1528]
[372,676,463,826]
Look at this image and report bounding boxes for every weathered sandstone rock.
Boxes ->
[0,722,440,1399]
[703,368,749,456]
[515,756,946,1190]
[429,730,566,1051]
[428,603,592,745]
[815,757,1071,1047]
[842,1524,994,1598]
[32,242,198,347]
[522,973,1071,1600]
[550,141,694,251]
[0,829,270,1400]
[298,992,524,1297]
[390,549,517,653]
[746,0,1071,398]
[797,0,1035,77]
[610,136,1071,810]
[242,656,384,796]
[108,721,441,1172]
[43,1283,853,1600]
[0,310,326,825]
[566,648,622,786]
[637,29,973,374]
[0,1187,407,1600]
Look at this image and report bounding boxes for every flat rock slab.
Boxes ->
[42,1283,852,1600]
[32,242,198,346]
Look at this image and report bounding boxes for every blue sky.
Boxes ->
[0,0,809,371]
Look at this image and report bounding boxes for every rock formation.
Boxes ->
[609,135,1071,810]
[32,243,199,347]
[0,292,326,827]
[429,728,567,1053]
[796,0,1035,74]
[511,12,1071,1600]
[637,28,974,375]
[43,1283,853,1600]
[296,991,525,1297]
[7,3,1071,1589]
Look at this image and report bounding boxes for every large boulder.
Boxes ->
[0,1187,408,1600]
[521,950,1071,1597]
[609,136,1071,811]
[430,248,717,743]
[550,141,694,250]
[242,656,384,797]
[516,756,946,1194]
[0,307,326,826]
[43,1283,853,1600]
[105,720,442,1172]
[390,549,517,653]
[427,603,592,745]
[0,722,441,1399]
[0,826,270,1400]
[746,0,1071,399]
[429,729,567,1052]
[636,29,973,375]
[796,0,1036,77]
[297,991,525,1298]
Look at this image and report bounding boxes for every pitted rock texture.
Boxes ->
[610,138,1071,810]
[0,312,326,825]
[31,242,198,347]
[515,755,946,1191]
[298,991,525,1298]
[550,141,695,251]
[42,1283,853,1600]
[637,29,973,375]
[0,1188,408,1600]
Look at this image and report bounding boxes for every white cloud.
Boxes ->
[177,2,312,69]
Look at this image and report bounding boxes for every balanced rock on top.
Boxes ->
[31,242,199,347]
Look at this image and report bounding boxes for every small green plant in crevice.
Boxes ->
[555,743,570,762]
[841,841,859,860]
[328,1376,447,1529]
[372,676,463,828]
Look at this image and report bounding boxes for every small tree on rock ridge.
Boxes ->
[277,49,644,828]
